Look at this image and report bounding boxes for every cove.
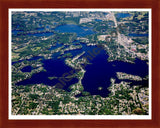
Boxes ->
[21,66,32,72]
[16,59,79,88]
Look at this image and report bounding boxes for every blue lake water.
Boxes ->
[21,66,32,72]
[128,33,148,37]
[116,13,132,18]
[36,28,44,31]
[45,25,50,29]
[12,30,24,35]
[64,43,98,57]
[27,32,54,37]
[12,30,53,37]
[54,24,95,37]
[95,19,103,22]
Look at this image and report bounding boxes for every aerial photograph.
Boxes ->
[10,9,150,116]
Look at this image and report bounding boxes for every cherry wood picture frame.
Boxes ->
[0,0,160,128]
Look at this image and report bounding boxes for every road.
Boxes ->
[108,11,135,55]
